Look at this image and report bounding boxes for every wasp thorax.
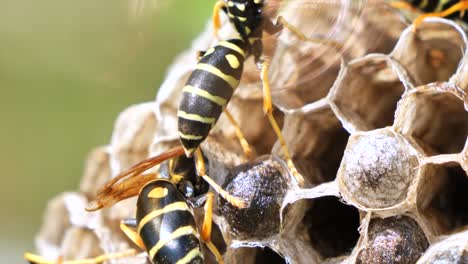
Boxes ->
[219,156,289,240]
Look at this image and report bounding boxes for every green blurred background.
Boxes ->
[0,0,213,262]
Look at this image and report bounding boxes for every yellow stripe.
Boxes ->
[149,226,198,259]
[175,248,203,264]
[178,131,204,140]
[137,202,188,234]
[183,85,227,106]
[235,3,245,11]
[419,0,429,9]
[218,41,246,57]
[178,111,216,124]
[435,0,450,12]
[237,16,247,22]
[195,63,240,89]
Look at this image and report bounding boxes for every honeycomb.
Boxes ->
[31,1,467,263]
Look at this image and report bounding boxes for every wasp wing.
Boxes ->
[87,146,185,211]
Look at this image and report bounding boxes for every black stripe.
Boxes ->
[410,0,423,8]
[153,236,202,264]
[186,69,234,99]
[138,210,196,252]
[137,181,181,215]
[180,138,204,153]
[179,92,224,119]
[178,118,212,138]
[422,0,439,12]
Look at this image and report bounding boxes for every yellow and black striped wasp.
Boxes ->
[87,0,374,216]
[25,155,225,264]
[391,0,468,26]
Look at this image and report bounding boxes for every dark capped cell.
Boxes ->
[219,156,290,240]
[356,215,429,264]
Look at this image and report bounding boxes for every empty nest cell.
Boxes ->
[279,106,350,185]
[394,84,468,154]
[328,55,406,133]
[302,196,360,259]
[391,19,466,85]
[417,163,468,236]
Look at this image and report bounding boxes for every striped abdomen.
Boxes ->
[178,39,247,155]
[136,180,203,264]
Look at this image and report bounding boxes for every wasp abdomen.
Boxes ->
[178,39,247,155]
[137,180,203,264]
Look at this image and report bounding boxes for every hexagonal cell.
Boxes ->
[356,215,429,264]
[300,196,360,259]
[79,146,111,200]
[219,156,291,241]
[270,44,342,109]
[416,229,468,264]
[223,246,286,264]
[328,55,407,133]
[391,18,466,85]
[110,102,158,173]
[417,163,468,236]
[269,1,407,110]
[275,105,350,185]
[61,227,104,261]
[255,247,287,264]
[394,84,468,154]
[337,128,420,210]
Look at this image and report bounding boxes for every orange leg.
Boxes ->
[275,16,343,50]
[212,0,226,39]
[260,60,305,186]
[413,1,468,30]
[390,1,418,12]
[24,249,137,264]
[200,192,224,264]
[194,148,246,208]
[223,109,252,159]
[120,220,146,250]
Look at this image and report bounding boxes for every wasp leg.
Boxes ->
[260,60,304,186]
[120,219,146,250]
[212,0,227,39]
[199,192,224,264]
[24,249,137,264]
[223,109,252,159]
[390,1,418,11]
[194,148,246,208]
[264,16,342,50]
[413,1,468,30]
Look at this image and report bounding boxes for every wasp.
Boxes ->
[25,156,224,264]
[178,0,344,186]
[391,0,468,26]
[87,0,329,216]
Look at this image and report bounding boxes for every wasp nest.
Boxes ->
[32,1,467,264]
